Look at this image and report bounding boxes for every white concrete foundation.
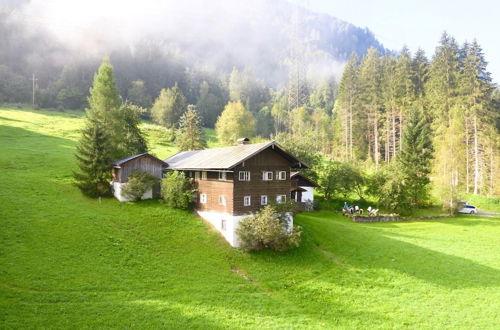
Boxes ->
[112,182,153,202]
[197,210,294,247]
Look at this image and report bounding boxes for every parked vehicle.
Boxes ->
[458,204,478,214]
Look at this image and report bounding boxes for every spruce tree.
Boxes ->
[336,53,359,160]
[73,118,112,197]
[358,47,383,165]
[397,107,433,208]
[176,105,207,151]
[119,103,148,155]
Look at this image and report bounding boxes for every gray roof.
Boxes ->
[165,141,308,170]
[112,153,168,167]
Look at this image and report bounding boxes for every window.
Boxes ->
[262,171,273,181]
[244,196,251,206]
[194,172,200,180]
[218,171,227,181]
[276,194,286,204]
[260,195,268,206]
[276,171,287,180]
[201,171,207,180]
[200,193,207,204]
[221,219,227,231]
[239,171,250,181]
[218,195,226,206]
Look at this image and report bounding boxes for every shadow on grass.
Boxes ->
[296,212,500,289]
[0,116,26,123]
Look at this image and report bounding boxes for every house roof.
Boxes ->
[112,153,168,167]
[165,141,308,171]
[291,171,319,187]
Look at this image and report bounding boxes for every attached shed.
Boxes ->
[111,153,168,202]
[290,171,318,208]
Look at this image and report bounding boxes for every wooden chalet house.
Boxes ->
[164,138,316,247]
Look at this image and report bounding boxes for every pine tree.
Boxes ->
[151,83,187,128]
[176,105,207,151]
[73,118,112,197]
[215,101,256,145]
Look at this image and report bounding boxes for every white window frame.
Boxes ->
[260,195,268,206]
[244,195,251,206]
[221,219,227,231]
[276,194,286,204]
[262,171,273,181]
[201,171,207,180]
[218,171,227,181]
[276,171,287,180]
[218,195,226,206]
[239,171,250,181]
[194,172,200,180]
[200,193,207,204]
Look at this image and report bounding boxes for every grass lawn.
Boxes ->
[1,107,499,329]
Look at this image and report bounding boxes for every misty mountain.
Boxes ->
[0,0,386,107]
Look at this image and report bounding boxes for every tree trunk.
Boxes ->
[465,118,470,194]
[392,110,397,159]
[349,104,353,160]
[473,114,479,194]
[374,111,379,167]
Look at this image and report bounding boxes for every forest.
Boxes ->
[1,3,499,212]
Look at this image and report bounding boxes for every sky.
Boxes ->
[308,0,500,83]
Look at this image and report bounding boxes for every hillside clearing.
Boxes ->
[1,108,499,329]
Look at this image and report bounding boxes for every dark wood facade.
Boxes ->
[186,147,295,216]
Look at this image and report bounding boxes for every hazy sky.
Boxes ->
[309,0,500,83]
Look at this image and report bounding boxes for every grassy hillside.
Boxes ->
[1,108,499,329]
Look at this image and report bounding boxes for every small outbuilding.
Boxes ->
[111,153,168,202]
[290,171,318,209]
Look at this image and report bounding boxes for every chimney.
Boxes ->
[237,137,250,145]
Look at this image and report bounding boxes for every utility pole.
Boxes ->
[31,73,38,109]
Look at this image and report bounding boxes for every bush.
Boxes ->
[236,205,302,252]
[161,171,194,209]
[121,170,157,201]
[318,161,364,200]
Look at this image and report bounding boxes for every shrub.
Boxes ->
[318,161,364,200]
[161,171,194,209]
[236,205,302,252]
[121,170,157,201]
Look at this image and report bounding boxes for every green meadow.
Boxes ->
[0,108,499,329]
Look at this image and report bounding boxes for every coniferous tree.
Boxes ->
[427,32,464,209]
[119,103,148,155]
[358,47,383,165]
[73,118,112,197]
[87,57,121,121]
[397,107,433,208]
[460,40,495,194]
[151,83,187,128]
[176,105,207,151]
[336,53,359,160]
